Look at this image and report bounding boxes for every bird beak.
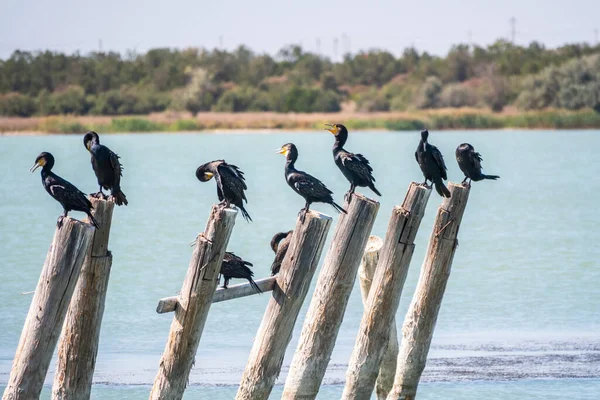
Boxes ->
[324,124,339,135]
[276,147,288,155]
[204,172,214,179]
[85,141,91,151]
[30,161,41,173]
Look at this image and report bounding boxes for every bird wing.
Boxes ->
[109,150,123,188]
[340,152,375,182]
[472,151,483,170]
[48,179,90,209]
[217,163,248,202]
[431,145,448,180]
[292,172,333,197]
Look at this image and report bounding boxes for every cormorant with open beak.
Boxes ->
[415,129,451,197]
[277,143,346,222]
[220,252,261,293]
[30,152,98,228]
[325,123,381,201]
[455,143,500,185]
[196,160,252,222]
[270,230,293,275]
[83,131,128,206]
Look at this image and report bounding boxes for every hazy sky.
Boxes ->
[1,0,598,59]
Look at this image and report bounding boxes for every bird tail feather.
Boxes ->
[114,189,128,206]
[332,201,347,214]
[368,183,382,197]
[248,278,262,294]
[87,213,99,229]
[482,174,500,180]
[240,206,252,222]
[434,179,451,198]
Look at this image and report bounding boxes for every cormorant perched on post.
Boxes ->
[276,143,346,221]
[83,131,128,206]
[196,160,252,222]
[455,143,500,185]
[415,129,451,198]
[30,152,98,229]
[325,123,381,201]
[270,230,293,275]
[220,252,261,293]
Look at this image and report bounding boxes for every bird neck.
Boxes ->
[333,132,347,151]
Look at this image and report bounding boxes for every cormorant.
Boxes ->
[83,131,128,206]
[30,152,98,229]
[196,160,252,222]
[270,230,293,275]
[325,123,381,201]
[276,143,346,221]
[455,143,500,185]
[415,129,451,198]
[220,252,261,293]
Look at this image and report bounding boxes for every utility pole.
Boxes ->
[333,37,339,62]
[509,17,517,43]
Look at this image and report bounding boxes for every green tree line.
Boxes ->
[1,40,599,117]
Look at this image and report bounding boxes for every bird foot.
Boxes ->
[57,215,65,229]
[299,209,307,224]
[91,192,108,200]
[221,285,228,290]
[462,181,471,187]
[344,191,353,204]
[420,182,432,189]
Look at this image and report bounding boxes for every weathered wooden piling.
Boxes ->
[2,218,95,400]
[358,235,399,400]
[149,205,237,400]
[342,183,431,400]
[52,198,115,400]
[387,183,470,400]
[236,211,332,400]
[282,193,379,399]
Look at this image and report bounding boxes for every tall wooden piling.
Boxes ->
[342,183,431,400]
[282,194,379,399]
[387,183,470,400]
[2,218,94,400]
[149,205,237,400]
[358,235,399,400]
[52,198,115,400]
[236,211,332,400]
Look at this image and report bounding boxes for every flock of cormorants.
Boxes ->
[30,125,498,293]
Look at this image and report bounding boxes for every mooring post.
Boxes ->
[282,193,379,399]
[236,210,332,400]
[2,218,95,400]
[357,235,399,400]
[387,183,470,400]
[149,205,237,400]
[342,183,431,400]
[52,198,115,400]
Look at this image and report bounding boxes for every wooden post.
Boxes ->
[236,210,332,400]
[282,193,379,399]
[2,218,94,400]
[52,198,115,400]
[149,205,237,400]
[387,183,470,400]
[342,183,431,400]
[358,235,399,400]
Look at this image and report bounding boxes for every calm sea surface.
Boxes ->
[1,130,599,399]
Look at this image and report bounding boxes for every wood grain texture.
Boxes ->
[150,205,237,400]
[343,183,432,400]
[387,183,470,400]
[236,210,332,400]
[282,193,379,400]
[2,218,94,400]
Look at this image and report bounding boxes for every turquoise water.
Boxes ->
[1,130,599,399]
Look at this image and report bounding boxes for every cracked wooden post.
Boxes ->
[358,235,399,400]
[149,205,237,400]
[52,198,115,400]
[342,183,432,400]
[387,183,470,400]
[2,218,95,400]
[236,210,332,400]
[282,193,379,399]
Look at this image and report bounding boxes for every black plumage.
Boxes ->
[325,123,381,200]
[83,131,128,206]
[30,152,98,228]
[196,160,252,222]
[270,230,293,275]
[415,129,451,198]
[277,143,346,221]
[220,252,261,293]
[455,143,500,185]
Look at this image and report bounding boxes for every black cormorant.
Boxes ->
[276,143,346,221]
[196,160,251,222]
[220,252,261,293]
[30,152,98,228]
[270,230,293,275]
[455,143,500,185]
[325,123,381,201]
[415,129,451,198]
